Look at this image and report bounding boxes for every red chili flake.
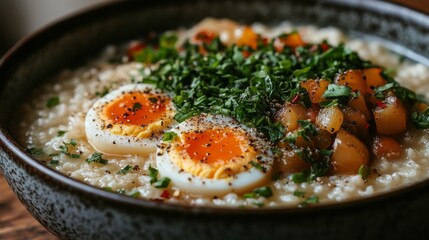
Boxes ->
[291,94,300,104]
[321,43,330,52]
[127,41,146,60]
[160,190,170,199]
[365,123,370,129]
[261,37,270,46]
[242,50,251,58]
[376,100,387,109]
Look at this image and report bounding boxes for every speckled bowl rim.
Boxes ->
[1,0,429,216]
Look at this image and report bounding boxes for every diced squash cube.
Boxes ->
[301,79,330,103]
[335,69,367,94]
[331,129,370,175]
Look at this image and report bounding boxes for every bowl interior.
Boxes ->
[1,0,429,213]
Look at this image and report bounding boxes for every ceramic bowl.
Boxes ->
[1,0,429,239]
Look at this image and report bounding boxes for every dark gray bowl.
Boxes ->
[1,0,429,239]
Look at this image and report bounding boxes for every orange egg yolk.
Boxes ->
[181,129,244,164]
[103,92,170,126]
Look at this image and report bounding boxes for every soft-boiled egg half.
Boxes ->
[85,84,175,155]
[156,114,273,197]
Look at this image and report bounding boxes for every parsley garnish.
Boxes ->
[253,186,273,198]
[412,108,429,129]
[244,186,273,199]
[249,161,264,172]
[26,147,45,156]
[322,84,352,98]
[298,195,319,207]
[291,172,308,183]
[162,132,177,142]
[117,165,133,175]
[46,96,60,108]
[293,190,306,197]
[57,130,67,137]
[58,140,80,158]
[48,159,59,165]
[147,165,170,188]
[141,35,370,142]
[85,152,108,164]
[148,165,159,184]
[153,177,171,189]
[358,165,369,181]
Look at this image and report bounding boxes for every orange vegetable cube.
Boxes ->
[349,94,372,120]
[371,135,402,159]
[316,106,344,134]
[275,32,306,51]
[335,70,367,94]
[373,95,407,136]
[331,129,370,175]
[277,148,310,173]
[301,79,330,103]
[235,26,258,49]
[363,68,387,94]
[276,103,308,133]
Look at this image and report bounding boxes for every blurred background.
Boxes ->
[0,0,428,58]
[0,0,114,56]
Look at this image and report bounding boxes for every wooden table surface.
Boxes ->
[0,1,428,239]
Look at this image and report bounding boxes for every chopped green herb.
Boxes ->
[117,165,133,175]
[148,165,159,184]
[412,108,429,129]
[59,144,68,154]
[57,130,67,137]
[293,190,306,197]
[153,177,171,188]
[306,195,319,204]
[374,83,395,99]
[85,152,108,164]
[243,193,256,199]
[48,159,59,165]
[141,35,370,143]
[46,96,60,108]
[244,186,273,199]
[298,195,319,207]
[253,186,273,198]
[322,84,352,98]
[249,161,264,171]
[319,149,333,156]
[291,172,308,183]
[358,165,369,181]
[69,139,78,146]
[26,147,45,156]
[162,131,178,142]
[70,154,81,159]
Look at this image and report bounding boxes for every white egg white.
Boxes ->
[85,84,175,156]
[156,114,273,197]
